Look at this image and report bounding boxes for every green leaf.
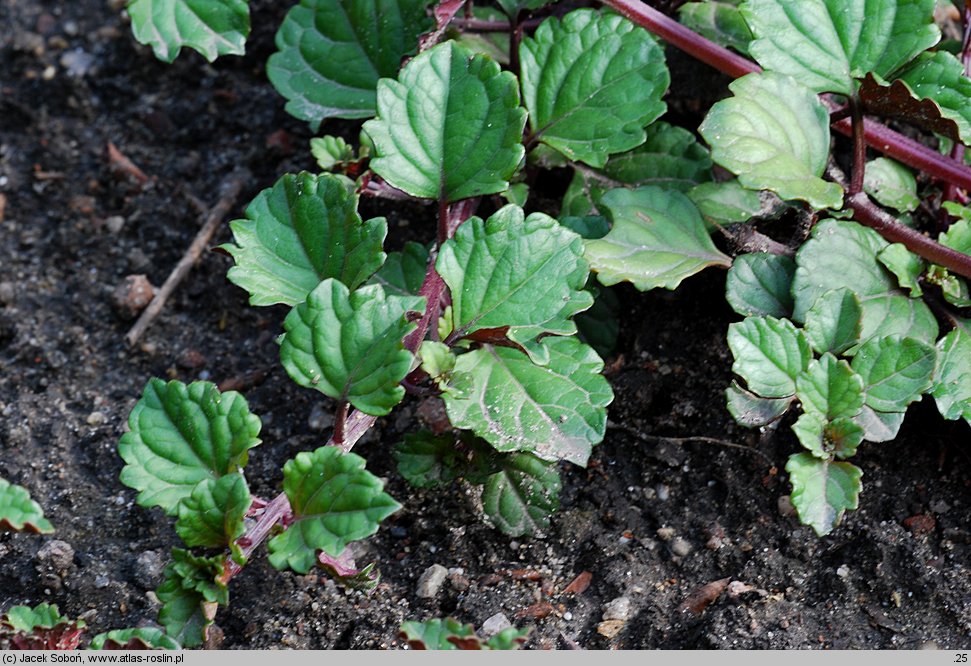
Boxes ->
[896,50,971,146]
[0,478,53,534]
[728,316,812,398]
[678,1,753,55]
[1,604,72,632]
[940,218,971,254]
[436,206,593,357]
[852,405,906,443]
[394,431,464,489]
[585,186,731,291]
[864,158,919,213]
[741,0,939,96]
[127,0,249,63]
[796,354,866,421]
[559,215,610,240]
[156,549,227,647]
[443,337,613,467]
[519,10,669,167]
[268,446,401,573]
[700,72,843,209]
[850,336,936,413]
[89,628,182,650]
[688,179,767,227]
[310,136,355,171]
[495,0,547,18]
[485,627,531,650]
[792,413,864,460]
[792,219,938,347]
[119,379,261,516]
[575,285,620,358]
[785,453,862,536]
[877,243,924,297]
[223,172,387,307]
[419,341,456,389]
[502,182,529,207]
[726,380,792,427]
[267,0,431,127]
[482,453,561,537]
[926,264,971,308]
[597,122,713,192]
[317,551,380,592]
[363,41,526,202]
[280,279,423,416]
[399,618,474,650]
[725,253,795,318]
[561,170,597,217]
[931,319,971,422]
[175,473,251,553]
[368,242,429,298]
[803,288,863,355]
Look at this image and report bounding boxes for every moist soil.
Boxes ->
[2,0,970,651]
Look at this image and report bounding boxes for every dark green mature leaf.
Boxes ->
[268,446,400,573]
[786,453,862,536]
[728,316,811,398]
[803,288,862,355]
[864,158,919,213]
[896,51,971,146]
[585,186,730,291]
[725,253,795,318]
[700,72,843,209]
[931,319,971,423]
[128,0,250,63]
[267,0,431,127]
[678,1,753,55]
[877,243,924,297]
[726,380,792,427]
[156,550,226,648]
[119,379,262,516]
[89,628,182,650]
[364,41,526,202]
[224,172,387,307]
[394,431,464,489]
[852,405,906,442]
[368,242,429,297]
[850,336,936,413]
[520,10,669,167]
[0,478,53,534]
[443,337,613,467]
[599,122,713,192]
[741,0,939,96]
[792,220,938,347]
[175,473,251,552]
[437,206,592,358]
[796,354,865,421]
[482,454,561,536]
[280,279,423,416]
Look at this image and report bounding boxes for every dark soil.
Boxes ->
[2,0,970,651]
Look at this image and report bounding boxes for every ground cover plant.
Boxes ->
[2,0,971,651]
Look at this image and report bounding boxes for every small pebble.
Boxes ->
[94,575,110,589]
[0,282,15,305]
[111,274,155,320]
[415,564,448,598]
[656,527,675,541]
[602,596,631,622]
[670,537,693,557]
[656,484,670,501]
[479,613,511,638]
[836,564,850,579]
[86,411,105,426]
[36,540,75,572]
[308,402,334,432]
[777,495,796,518]
[390,526,408,539]
[133,550,165,590]
[105,215,125,233]
[596,620,625,639]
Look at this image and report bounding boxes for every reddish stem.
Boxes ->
[848,96,866,196]
[332,401,349,446]
[219,492,292,585]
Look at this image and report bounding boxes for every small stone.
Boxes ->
[670,537,693,557]
[656,484,670,501]
[36,540,75,572]
[777,495,796,517]
[415,564,448,598]
[479,613,511,638]
[133,550,165,590]
[918,641,940,650]
[86,411,105,426]
[390,526,408,539]
[596,620,625,639]
[177,349,206,369]
[656,527,675,541]
[602,596,631,622]
[0,282,16,305]
[308,402,334,432]
[836,564,850,579]
[60,49,96,78]
[94,575,110,588]
[111,275,155,320]
[105,215,126,233]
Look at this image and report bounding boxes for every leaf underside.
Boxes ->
[482,453,561,536]
[786,453,862,536]
[128,0,250,63]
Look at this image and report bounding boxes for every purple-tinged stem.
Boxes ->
[848,96,866,196]
[332,400,349,446]
[219,492,292,585]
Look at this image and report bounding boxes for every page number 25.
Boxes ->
[956,654,968,663]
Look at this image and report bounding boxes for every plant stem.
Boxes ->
[219,492,292,585]
[848,95,866,196]
[332,400,349,446]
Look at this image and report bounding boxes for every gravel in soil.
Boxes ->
[1,0,969,650]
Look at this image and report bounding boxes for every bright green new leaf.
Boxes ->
[741,0,939,96]
[585,186,731,291]
[157,549,227,648]
[864,158,919,213]
[119,379,262,516]
[678,1,753,54]
[792,413,864,460]
[368,242,429,297]
[175,473,251,552]
[940,218,971,254]
[364,41,526,202]
[267,446,401,574]
[727,316,811,398]
[598,122,713,192]
[852,405,906,443]
[127,0,249,63]
[520,10,669,168]
[725,380,792,427]
[792,219,938,347]
[310,136,355,171]
[796,354,865,421]
[267,0,431,127]
[1,604,73,632]
[896,51,971,146]
[495,0,547,18]
[482,453,561,537]
[803,288,862,355]
[436,206,592,357]
[689,179,766,227]
[850,336,936,413]
[224,172,387,307]
[443,337,613,467]
[931,319,971,423]
[280,279,423,416]
[700,72,843,209]
[0,478,53,534]
[786,453,862,536]
[926,265,971,308]
[725,253,795,318]
[877,243,924,297]
[89,628,181,650]
[419,341,456,389]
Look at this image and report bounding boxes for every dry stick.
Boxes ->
[607,422,772,464]
[125,169,250,346]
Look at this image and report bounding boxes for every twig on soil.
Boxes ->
[607,421,773,464]
[125,169,250,346]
